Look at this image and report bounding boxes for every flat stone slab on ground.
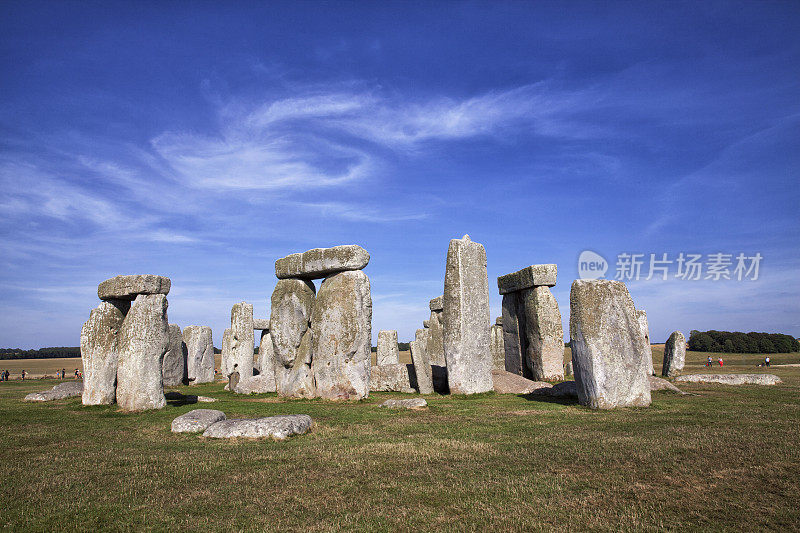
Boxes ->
[24,381,83,402]
[275,245,369,280]
[380,398,428,410]
[233,374,277,394]
[202,415,313,440]
[98,274,171,300]
[171,409,227,433]
[497,264,557,294]
[648,375,686,394]
[675,374,782,386]
[491,370,550,394]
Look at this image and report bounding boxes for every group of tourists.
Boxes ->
[705,356,724,367]
[1,369,10,381]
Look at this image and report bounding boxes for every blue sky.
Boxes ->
[1,1,798,349]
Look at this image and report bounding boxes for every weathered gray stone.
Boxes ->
[495,316,503,326]
[662,330,686,378]
[202,415,313,440]
[162,324,186,387]
[520,285,564,381]
[98,274,171,301]
[422,320,430,328]
[231,302,254,380]
[370,364,415,393]
[171,409,226,433]
[256,330,276,391]
[252,318,269,330]
[220,328,233,377]
[25,382,83,402]
[635,309,655,376]
[429,296,443,311]
[184,326,214,384]
[380,398,427,410]
[233,374,277,394]
[410,328,433,394]
[497,264,556,295]
[81,300,127,405]
[501,292,529,378]
[116,294,169,411]
[311,270,372,400]
[270,279,316,398]
[648,375,686,394]
[569,280,651,409]
[491,370,549,394]
[275,245,369,280]
[197,396,217,403]
[443,235,492,395]
[675,374,782,386]
[564,361,573,376]
[426,310,445,366]
[377,330,399,366]
[490,324,505,371]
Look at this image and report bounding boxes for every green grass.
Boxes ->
[1,350,799,532]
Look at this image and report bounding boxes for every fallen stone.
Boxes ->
[252,318,270,330]
[231,302,254,380]
[197,396,217,403]
[675,374,782,386]
[311,270,372,400]
[233,374,277,394]
[442,235,492,395]
[377,330,399,366]
[662,330,686,378]
[410,328,434,394]
[25,381,83,402]
[256,330,276,392]
[270,279,316,398]
[184,326,215,385]
[569,280,651,409]
[520,285,564,381]
[171,409,226,433]
[490,324,505,371]
[162,324,186,387]
[116,294,169,411]
[81,300,127,405]
[648,375,686,394]
[429,296,443,311]
[497,264,557,295]
[380,398,427,410]
[370,363,415,393]
[275,245,369,280]
[98,274,171,301]
[491,370,550,394]
[202,415,313,440]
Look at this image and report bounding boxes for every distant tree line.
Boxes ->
[688,331,799,354]
[0,347,81,360]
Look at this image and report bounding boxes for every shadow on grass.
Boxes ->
[164,392,201,406]
[518,393,580,406]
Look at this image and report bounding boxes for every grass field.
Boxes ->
[1,349,798,531]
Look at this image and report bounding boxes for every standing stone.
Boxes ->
[162,324,186,387]
[501,292,530,378]
[520,286,564,381]
[270,279,316,398]
[184,326,214,384]
[377,330,399,366]
[231,302,255,380]
[370,364,415,393]
[662,330,686,378]
[275,245,370,280]
[442,235,492,395]
[426,309,446,366]
[81,300,128,405]
[564,361,574,376]
[116,294,169,411]
[311,270,372,400]
[490,324,505,371]
[256,330,277,392]
[220,328,233,377]
[569,280,651,409]
[410,328,433,394]
[635,309,655,376]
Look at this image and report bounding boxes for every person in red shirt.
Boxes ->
[718,357,724,366]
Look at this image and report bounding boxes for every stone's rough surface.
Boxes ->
[569,280,652,409]
[203,415,313,440]
[490,325,505,371]
[184,326,215,384]
[635,309,655,376]
[233,374,277,394]
[116,294,169,411]
[81,300,126,405]
[426,310,445,366]
[662,330,687,377]
[220,328,233,378]
[380,398,427,410]
[252,318,269,330]
[495,316,503,326]
[676,374,782,386]
[648,375,686,394]
[370,364,415,393]
[376,330,399,366]
[429,296,444,311]
[270,279,316,398]
[162,324,186,387]
[231,302,255,380]
[442,235,493,395]
[256,331,276,390]
[25,382,83,402]
[491,370,550,394]
[197,396,217,403]
[275,245,369,280]
[98,275,171,300]
[311,270,372,400]
[410,328,434,394]
[501,292,528,377]
[520,286,564,381]
[422,320,430,328]
[171,409,226,433]
[497,264,557,295]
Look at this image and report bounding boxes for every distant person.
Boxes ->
[62,368,66,380]
[765,356,770,367]
[74,368,79,380]
[718,357,724,366]
[21,370,26,380]
[706,356,713,367]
